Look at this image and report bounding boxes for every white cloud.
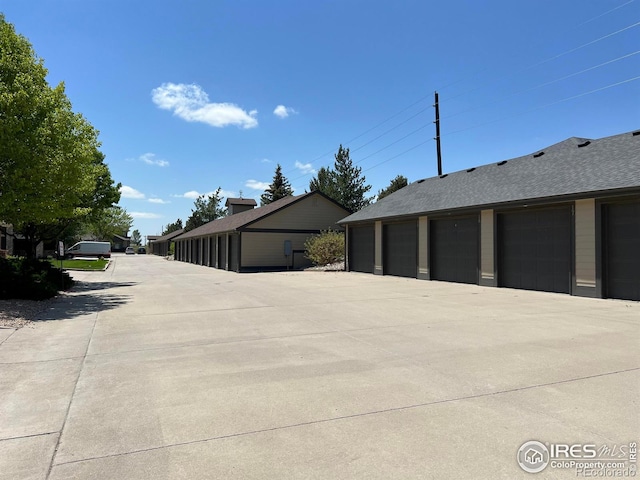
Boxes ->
[245,179,270,190]
[181,190,205,200]
[130,212,162,219]
[152,83,258,129]
[139,153,169,167]
[174,189,236,200]
[295,161,316,174]
[260,158,272,163]
[120,185,145,199]
[148,198,170,204]
[273,105,297,119]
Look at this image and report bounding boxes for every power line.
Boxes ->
[285,2,637,185]
[291,72,639,188]
[343,74,640,180]
[442,19,640,103]
[575,0,636,27]
[350,105,431,154]
[442,75,640,138]
[442,51,640,121]
[362,140,433,173]
[283,94,432,177]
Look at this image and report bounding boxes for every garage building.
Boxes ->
[150,228,184,256]
[339,130,640,301]
[173,192,350,272]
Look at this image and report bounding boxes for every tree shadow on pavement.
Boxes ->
[34,281,137,321]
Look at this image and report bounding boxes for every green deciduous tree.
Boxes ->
[308,145,372,212]
[184,188,226,232]
[260,164,293,205]
[0,15,120,257]
[83,207,133,241]
[377,175,408,200]
[162,219,183,235]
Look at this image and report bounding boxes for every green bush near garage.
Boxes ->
[304,230,345,266]
[0,257,74,300]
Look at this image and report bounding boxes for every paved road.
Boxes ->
[1,254,638,479]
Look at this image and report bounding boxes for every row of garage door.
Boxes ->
[176,234,240,272]
[348,200,640,301]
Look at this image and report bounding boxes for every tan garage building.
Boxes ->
[173,192,350,271]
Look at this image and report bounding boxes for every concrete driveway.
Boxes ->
[0,254,638,479]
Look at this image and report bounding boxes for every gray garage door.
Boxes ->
[209,237,215,267]
[229,234,240,272]
[430,216,479,284]
[498,206,571,294]
[604,200,640,301]
[348,225,374,273]
[383,221,417,278]
[217,235,227,270]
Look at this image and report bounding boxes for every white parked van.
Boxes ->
[66,241,111,258]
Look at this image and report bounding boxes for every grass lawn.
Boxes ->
[49,258,109,271]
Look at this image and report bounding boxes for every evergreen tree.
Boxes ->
[308,167,336,198]
[308,145,372,212]
[260,164,293,205]
[184,188,226,231]
[162,219,183,235]
[377,175,408,200]
[131,229,142,245]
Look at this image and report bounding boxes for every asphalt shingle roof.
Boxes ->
[225,198,258,206]
[340,130,640,224]
[174,193,308,240]
[152,228,185,243]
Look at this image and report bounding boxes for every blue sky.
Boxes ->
[2,0,639,240]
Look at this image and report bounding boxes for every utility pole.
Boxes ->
[434,91,443,176]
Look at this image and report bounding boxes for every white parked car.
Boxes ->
[125,246,135,255]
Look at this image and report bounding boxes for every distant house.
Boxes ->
[173,192,350,271]
[339,130,640,301]
[0,224,44,257]
[0,224,13,258]
[150,228,184,256]
[111,234,131,252]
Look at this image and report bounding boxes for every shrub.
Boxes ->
[304,230,345,266]
[0,257,74,300]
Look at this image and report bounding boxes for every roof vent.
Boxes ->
[577,141,591,148]
[417,179,425,184]
[466,167,476,172]
[439,174,448,179]
[533,151,544,158]
[633,131,640,136]
[497,160,508,166]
